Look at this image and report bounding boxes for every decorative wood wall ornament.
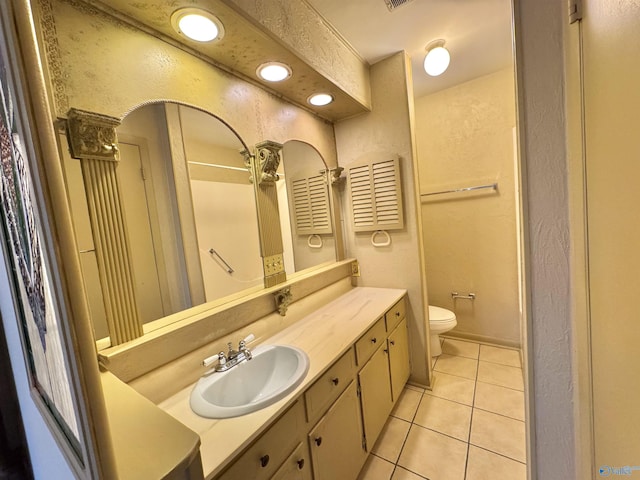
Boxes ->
[330,166,345,186]
[274,286,292,316]
[66,108,143,345]
[66,108,120,161]
[254,140,283,184]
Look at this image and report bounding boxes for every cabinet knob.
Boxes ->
[396,311,400,317]
[260,455,270,467]
[297,459,305,470]
[331,377,339,386]
[315,437,323,446]
[371,337,377,344]
[390,340,395,346]
[384,348,389,354]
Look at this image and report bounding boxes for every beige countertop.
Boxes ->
[158,286,406,479]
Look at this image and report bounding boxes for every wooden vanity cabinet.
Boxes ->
[216,400,305,480]
[358,298,410,451]
[307,381,367,480]
[214,293,409,480]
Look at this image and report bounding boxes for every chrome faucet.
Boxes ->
[202,334,255,372]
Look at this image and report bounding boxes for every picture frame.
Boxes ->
[0,2,114,478]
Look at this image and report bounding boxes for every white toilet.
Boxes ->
[428,305,457,356]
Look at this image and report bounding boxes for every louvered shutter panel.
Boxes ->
[291,174,333,235]
[347,157,404,232]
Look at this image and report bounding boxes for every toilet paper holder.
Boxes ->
[451,292,476,300]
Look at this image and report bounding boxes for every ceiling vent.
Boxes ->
[384,0,414,11]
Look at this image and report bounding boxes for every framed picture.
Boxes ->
[0,2,105,477]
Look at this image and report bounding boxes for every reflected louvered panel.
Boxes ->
[291,174,333,235]
[347,157,404,232]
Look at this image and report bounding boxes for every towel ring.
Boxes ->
[307,234,323,249]
[371,230,391,247]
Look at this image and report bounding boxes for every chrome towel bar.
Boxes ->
[421,182,498,198]
[451,292,476,300]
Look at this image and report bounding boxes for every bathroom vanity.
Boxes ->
[159,287,409,479]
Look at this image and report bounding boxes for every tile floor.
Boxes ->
[358,337,526,480]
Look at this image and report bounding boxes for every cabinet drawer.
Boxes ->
[355,316,386,365]
[217,400,305,480]
[385,297,406,332]
[271,442,312,480]
[305,349,355,424]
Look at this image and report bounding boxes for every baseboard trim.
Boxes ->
[442,332,521,350]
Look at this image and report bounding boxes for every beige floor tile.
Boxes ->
[477,361,523,390]
[391,466,428,480]
[427,371,476,406]
[441,338,480,359]
[372,417,411,463]
[357,454,395,480]
[465,445,527,480]
[470,409,526,463]
[398,425,468,480]
[474,381,525,421]
[433,354,478,380]
[391,388,422,422]
[479,345,521,367]
[413,395,472,441]
[405,384,425,395]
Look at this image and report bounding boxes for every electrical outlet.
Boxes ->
[263,254,284,276]
[351,260,361,277]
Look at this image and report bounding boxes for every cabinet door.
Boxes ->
[358,344,393,451]
[271,442,312,480]
[308,381,366,480]
[217,401,305,480]
[389,318,410,402]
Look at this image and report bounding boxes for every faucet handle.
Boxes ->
[203,351,227,368]
[239,333,255,349]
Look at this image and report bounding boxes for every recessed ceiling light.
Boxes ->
[257,62,292,82]
[171,8,224,43]
[424,39,450,77]
[308,93,334,106]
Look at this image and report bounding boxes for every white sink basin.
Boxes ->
[190,344,309,418]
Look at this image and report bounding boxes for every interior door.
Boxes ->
[578,0,640,471]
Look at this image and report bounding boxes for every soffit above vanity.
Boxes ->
[83,0,372,121]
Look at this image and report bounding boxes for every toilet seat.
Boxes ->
[429,305,456,323]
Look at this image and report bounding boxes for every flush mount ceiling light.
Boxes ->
[256,62,292,82]
[171,8,224,43]
[423,39,450,77]
[308,93,334,106]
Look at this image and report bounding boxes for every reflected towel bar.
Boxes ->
[421,182,498,198]
[209,248,234,274]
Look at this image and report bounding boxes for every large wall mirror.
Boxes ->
[61,102,268,345]
[61,104,343,348]
[117,102,263,323]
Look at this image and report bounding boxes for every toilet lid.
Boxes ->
[429,305,456,323]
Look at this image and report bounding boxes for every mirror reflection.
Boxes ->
[277,141,337,274]
[115,102,263,330]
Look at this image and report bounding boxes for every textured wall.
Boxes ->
[37,0,338,167]
[415,68,520,346]
[514,0,575,478]
[335,52,430,386]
